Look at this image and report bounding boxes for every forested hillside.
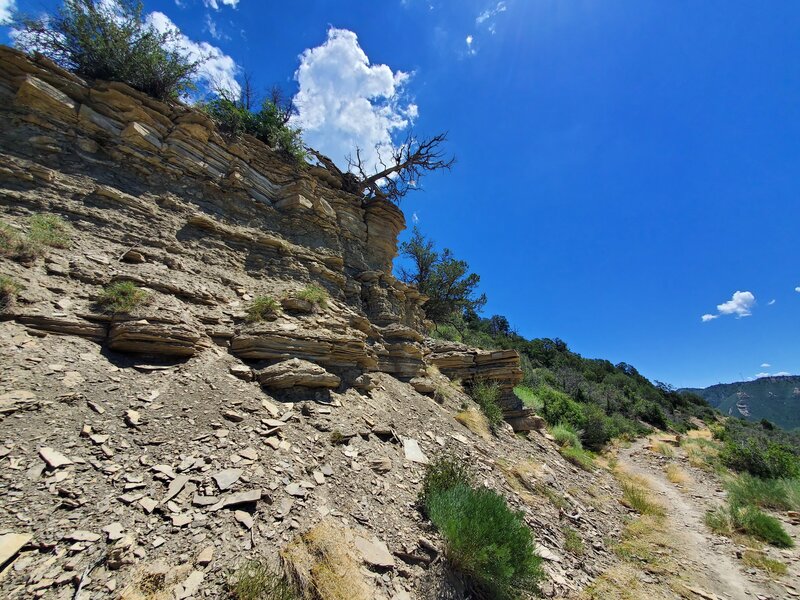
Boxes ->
[686,376,800,431]
[397,227,716,447]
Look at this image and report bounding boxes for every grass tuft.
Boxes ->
[28,213,72,249]
[550,422,582,449]
[228,560,296,600]
[651,441,675,457]
[563,526,585,555]
[295,284,328,308]
[470,380,504,431]
[560,446,596,471]
[705,503,794,548]
[0,275,23,312]
[741,550,787,575]
[620,479,665,516]
[665,464,689,485]
[0,221,44,262]
[455,408,492,440]
[727,474,799,512]
[246,295,281,322]
[97,281,149,314]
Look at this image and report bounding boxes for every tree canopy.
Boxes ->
[398,226,485,325]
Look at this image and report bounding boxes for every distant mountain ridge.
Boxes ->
[684,375,800,431]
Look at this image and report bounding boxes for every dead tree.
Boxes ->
[346,132,455,204]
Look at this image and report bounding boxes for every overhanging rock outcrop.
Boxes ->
[0,45,531,427]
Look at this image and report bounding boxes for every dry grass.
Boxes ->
[455,407,492,439]
[681,435,720,471]
[651,441,675,457]
[665,464,689,486]
[119,563,191,600]
[741,549,787,575]
[281,521,370,600]
[580,514,682,600]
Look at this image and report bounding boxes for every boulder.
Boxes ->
[257,358,340,389]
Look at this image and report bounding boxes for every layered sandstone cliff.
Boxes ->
[0,45,531,423]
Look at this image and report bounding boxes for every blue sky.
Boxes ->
[2,0,798,388]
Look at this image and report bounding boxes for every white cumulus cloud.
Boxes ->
[774,371,792,376]
[291,27,417,172]
[0,0,15,24]
[147,11,240,98]
[701,290,756,322]
[755,372,770,378]
[761,363,771,368]
[795,286,800,293]
[204,0,238,9]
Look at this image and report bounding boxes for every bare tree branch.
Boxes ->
[345,132,455,204]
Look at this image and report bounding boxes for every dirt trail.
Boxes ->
[617,438,789,600]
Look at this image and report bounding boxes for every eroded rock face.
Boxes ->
[257,358,341,389]
[0,47,525,423]
[425,339,525,413]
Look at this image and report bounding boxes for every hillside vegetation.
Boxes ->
[686,376,800,431]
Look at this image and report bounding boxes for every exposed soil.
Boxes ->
[617,438,799,600]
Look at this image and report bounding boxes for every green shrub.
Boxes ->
[560,446,596,472]
[550,422,582,449]
[425,483,543,599]
[296,284,328,308]
[634,400,667,429]
[470,380,504,431]
[97,281,149,313]
[202,96,304,162]
[0,276,23,311]
[228,559,296,600]
[580,403,613,451]
[539,386,585,429]
[14,0,202,100]
[721,438,800,479]
[28,214,72,249]
[732,505,794,548]
[726,474,798,511]
[419,454,474,510]
[513,385,543,412]
[246,295,281,323]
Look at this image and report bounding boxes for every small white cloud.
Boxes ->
[465,34,476,55]
[795,286,800,293]
[767,299,776,305]
[412,212,419,224]
[204,0,238,9]
[702,290,756,322]
[761,363,771,368]
[755,372,770,378]
[774,371,792,376]
[291,28,417,172]
[476,1,507,25]
[0,0,16,24]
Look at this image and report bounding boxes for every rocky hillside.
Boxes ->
[685,376,800,431]
[0,46,635,599]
